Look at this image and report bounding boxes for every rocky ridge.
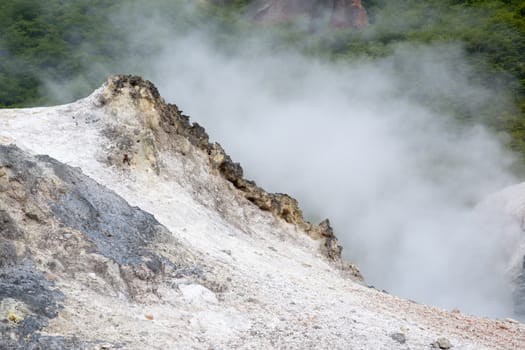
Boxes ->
[99,75,359,273]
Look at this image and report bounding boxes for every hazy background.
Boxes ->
[49,1,524,318]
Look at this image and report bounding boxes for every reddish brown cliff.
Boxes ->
[246,0,368,29]
[330,0,369,29]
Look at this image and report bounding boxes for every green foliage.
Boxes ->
[296,0,525,162]
[0,0,124,106]
[1,0,525,163]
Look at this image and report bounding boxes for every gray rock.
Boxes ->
[0,261,68,349]
[0,145,196,348]
[431,337,452,349]
[390,332,406,344]
[0,210,21,240]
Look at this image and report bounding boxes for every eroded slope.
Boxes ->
[0,76,524,349]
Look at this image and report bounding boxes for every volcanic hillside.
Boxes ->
[0,76,524,349]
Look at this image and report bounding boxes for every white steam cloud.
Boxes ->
[66,2,525,318]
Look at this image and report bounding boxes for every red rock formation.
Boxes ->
[246,0,368,29]
[330,0,369,29]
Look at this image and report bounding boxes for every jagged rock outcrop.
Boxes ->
[246,0,368,29]
[98,75,358,274]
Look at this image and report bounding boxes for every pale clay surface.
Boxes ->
[0,83,524,349]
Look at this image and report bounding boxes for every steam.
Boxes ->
[60,2,525,318]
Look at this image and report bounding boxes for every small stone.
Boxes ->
[7,311,23,323]
[431,337,452,349]
[145,314,154,320]
[179,284,218,304]
[0,136,14,145]
[390,332,406,344]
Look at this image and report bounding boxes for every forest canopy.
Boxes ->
[1,0,524,160]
